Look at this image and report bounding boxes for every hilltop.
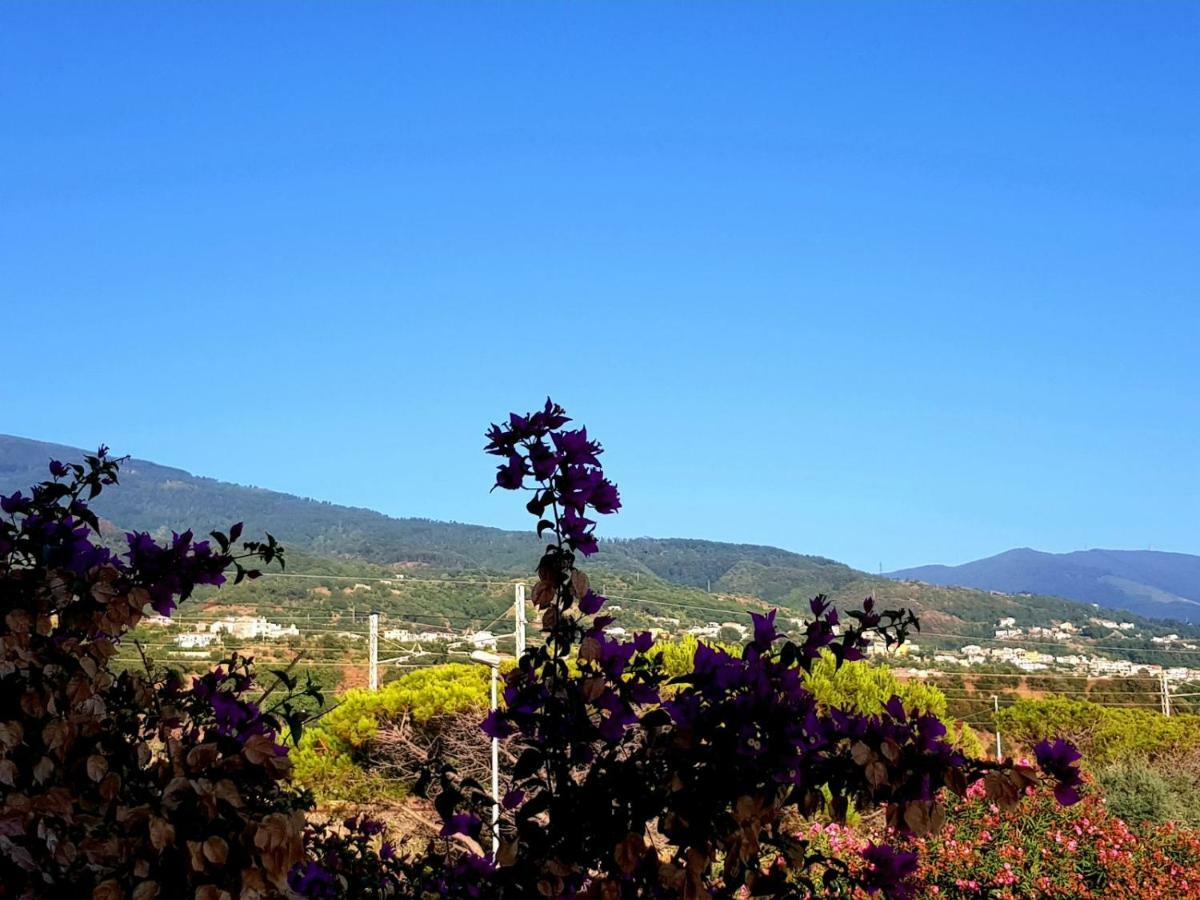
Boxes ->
[889,547,1200,624]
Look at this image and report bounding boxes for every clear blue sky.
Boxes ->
[2,2,1196,571]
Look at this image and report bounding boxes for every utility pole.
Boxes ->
[993,695,1002,760]
[368,612,379,691]
[515,583,527,657]
[1162,673,1172,717]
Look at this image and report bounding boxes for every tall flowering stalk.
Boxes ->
[394,401,1087,898]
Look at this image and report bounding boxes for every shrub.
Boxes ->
[997,697,1200,767]
[371,400,1083,899]
[1097,762,1200,828]
[898,782,1200,898]
[294,663,495,802]
[0,450,325,897]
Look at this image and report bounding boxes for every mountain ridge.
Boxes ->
[4,433,1197,636]
[889,547,1200,623]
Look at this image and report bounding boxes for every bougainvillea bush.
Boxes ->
[379,400,1085,899]
[0,449,323,898]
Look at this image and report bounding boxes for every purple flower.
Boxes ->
[484,423,520,457]
[481,709,513,739]
[440,813,482,838]
[589,478,621,514]
[48,460,69,478]
[750,609,778,647]
[527,440,561,479]
[560,507,598,556]
[502,789,525,810]
[861,843,918,898]
[884,696,907,722]
[288,861,337,899]
[551,427,601,466]
[494,454,527,491]
[579,590,606,615]
[633,631,653,653]
[559,464,604,512]
[528,397,570,433]
[1,492,32,516]
[1034,738,1084,805]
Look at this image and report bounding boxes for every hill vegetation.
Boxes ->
[5,433,1199,667]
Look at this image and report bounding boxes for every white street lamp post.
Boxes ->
[469,647,503,857]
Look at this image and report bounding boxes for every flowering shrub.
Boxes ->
[377,400,1085,899]
[0,449,323,897]
[292,815,411,899]
[897,780,1200,898]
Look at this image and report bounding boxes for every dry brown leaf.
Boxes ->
[203,835,229,866]
[86,755,108,782]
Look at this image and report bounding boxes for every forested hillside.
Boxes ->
[4,433,1197,651]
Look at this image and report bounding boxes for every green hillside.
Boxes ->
[5,433,1200,665]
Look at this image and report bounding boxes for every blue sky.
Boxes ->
[2,2,1196,571]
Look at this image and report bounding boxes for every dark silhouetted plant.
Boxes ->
[364,400,1084,899]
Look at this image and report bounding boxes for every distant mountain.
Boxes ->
[0,434,853,596]
[889,548,1200,623]
[4,434,1194,639]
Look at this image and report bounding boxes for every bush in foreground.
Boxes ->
[371,400,1084,899]
[0,450,323,897]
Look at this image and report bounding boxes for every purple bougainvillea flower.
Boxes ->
[494,454,527,491]
[884,696,907,722]
[1034,737,1084,805]
[440,813,483,838]
[1,491,32,516]
[589,478,621,514]
[551,427,601,466]
[288,861,337,899]
[526,439,562,480]
[48,460,69,478]
[529,397,570,432]
[502,789,525,810]
[560,507,598,555]
[481,709,513,739]
[579,589,606,615]
[559,464,604,512]
[861,843,918,898]
[750,609,778,647]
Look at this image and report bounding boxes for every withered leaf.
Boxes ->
[203,835,229,866]
[570,570,590,600]
[86,754,108,782]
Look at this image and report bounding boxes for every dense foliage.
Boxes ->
[996,696,1200,767]
[1096,762,1200,828]
[0,407,1088,899]
[350,400,1085,899]
[897,781,1200,897]
[0,449,329,898]
[293,664,497,802]
[296,649,989,803]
